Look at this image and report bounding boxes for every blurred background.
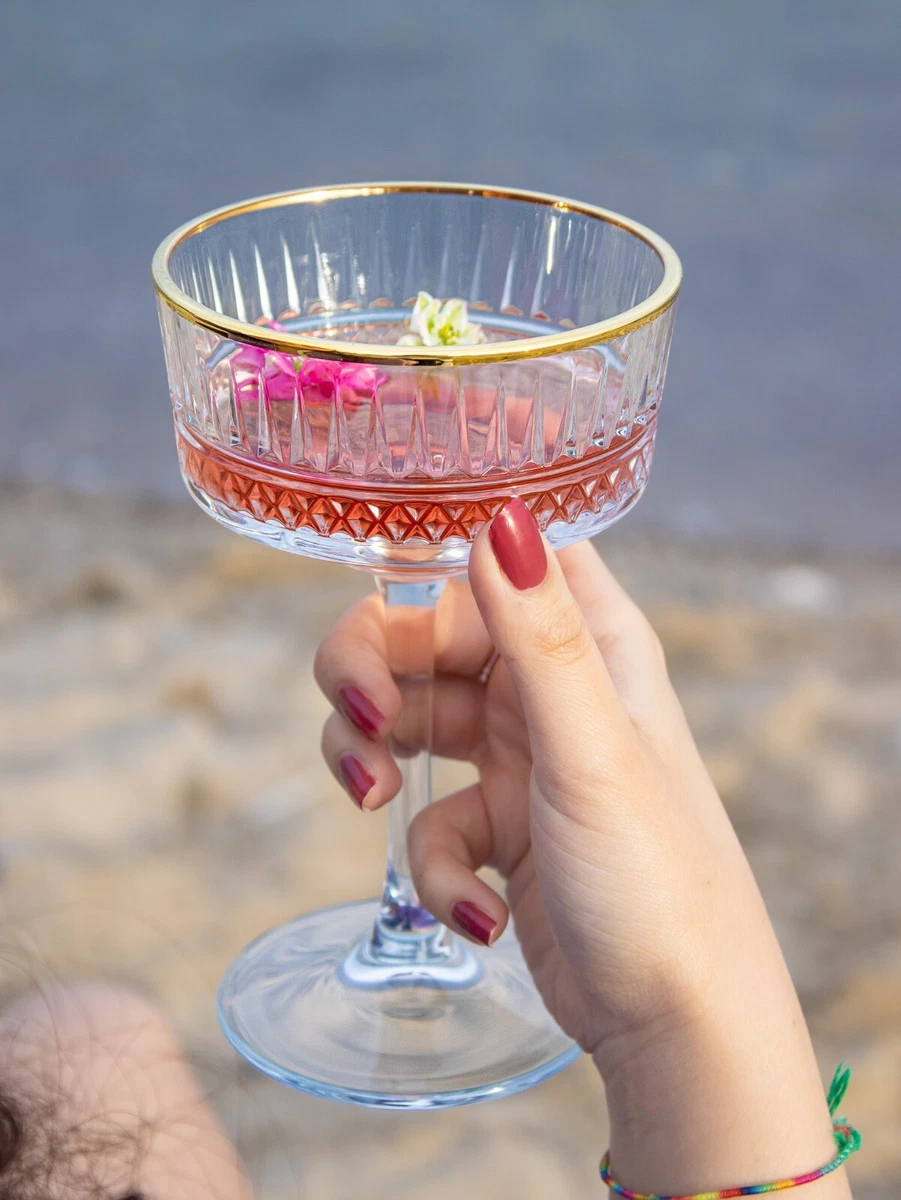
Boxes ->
[1,1,899,1196]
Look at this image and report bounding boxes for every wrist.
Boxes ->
[593,979,850,1198]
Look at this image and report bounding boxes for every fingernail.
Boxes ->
[338,686,384,740]
[339,754,376,809]
[488,497,547,591]
[451,901,497,946]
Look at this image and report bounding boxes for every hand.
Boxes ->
[315,499,849,1197]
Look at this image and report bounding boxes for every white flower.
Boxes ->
[409,291,443,345]
[399,290,485,347]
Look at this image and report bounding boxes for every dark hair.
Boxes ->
[0,1097,22,1174]
[0,1088,147,1200]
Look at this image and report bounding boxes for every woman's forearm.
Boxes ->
[595,951,852,1198]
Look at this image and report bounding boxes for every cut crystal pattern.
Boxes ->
[155,188,677,567]
[177,424,655,545]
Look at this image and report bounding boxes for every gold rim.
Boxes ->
[152,182,682,366]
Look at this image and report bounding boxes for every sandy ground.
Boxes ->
[0,486,899,1197]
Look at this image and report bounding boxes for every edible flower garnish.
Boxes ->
[230,320,386,407]
[229,296,482,412]
[397,291,485,347]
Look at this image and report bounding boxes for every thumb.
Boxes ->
[469,498,639,799]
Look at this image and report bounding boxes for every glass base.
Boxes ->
[217,899,581,1109]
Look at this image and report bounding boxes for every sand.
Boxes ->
[1,485,898,1197]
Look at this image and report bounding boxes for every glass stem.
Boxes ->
[368,576,447,962]
[342,574,480,986]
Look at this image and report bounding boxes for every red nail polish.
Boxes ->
[451,901,497,946]
[339,754,376,809]
[488,497,547,591]
[338,686,384,740]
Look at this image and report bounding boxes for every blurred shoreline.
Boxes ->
[5,479,901,589]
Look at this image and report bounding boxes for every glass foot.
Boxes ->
[217,898,581,1108]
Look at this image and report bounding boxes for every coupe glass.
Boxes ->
[152,184,681,1108]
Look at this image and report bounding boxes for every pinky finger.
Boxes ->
[408,785,509,947]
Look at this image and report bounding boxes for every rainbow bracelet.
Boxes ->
[599,1063,861,1199]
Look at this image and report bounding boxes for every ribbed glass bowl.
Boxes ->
[154,184,680,573]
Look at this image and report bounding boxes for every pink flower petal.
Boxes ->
[230,320,388,411]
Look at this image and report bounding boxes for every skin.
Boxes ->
[315,521,853,1198]
[0,983,251,1199]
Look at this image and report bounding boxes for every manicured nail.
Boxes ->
[338,686,384,740]
[451,901,497,946]
[488,497,547,591]
[339,754,376,809]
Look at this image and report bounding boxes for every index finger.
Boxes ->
[313,577,495,739]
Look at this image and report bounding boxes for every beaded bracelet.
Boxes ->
[599,1063,861,1199]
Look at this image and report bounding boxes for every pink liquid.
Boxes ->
[177,318,657,546]
[178,417,656,546]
